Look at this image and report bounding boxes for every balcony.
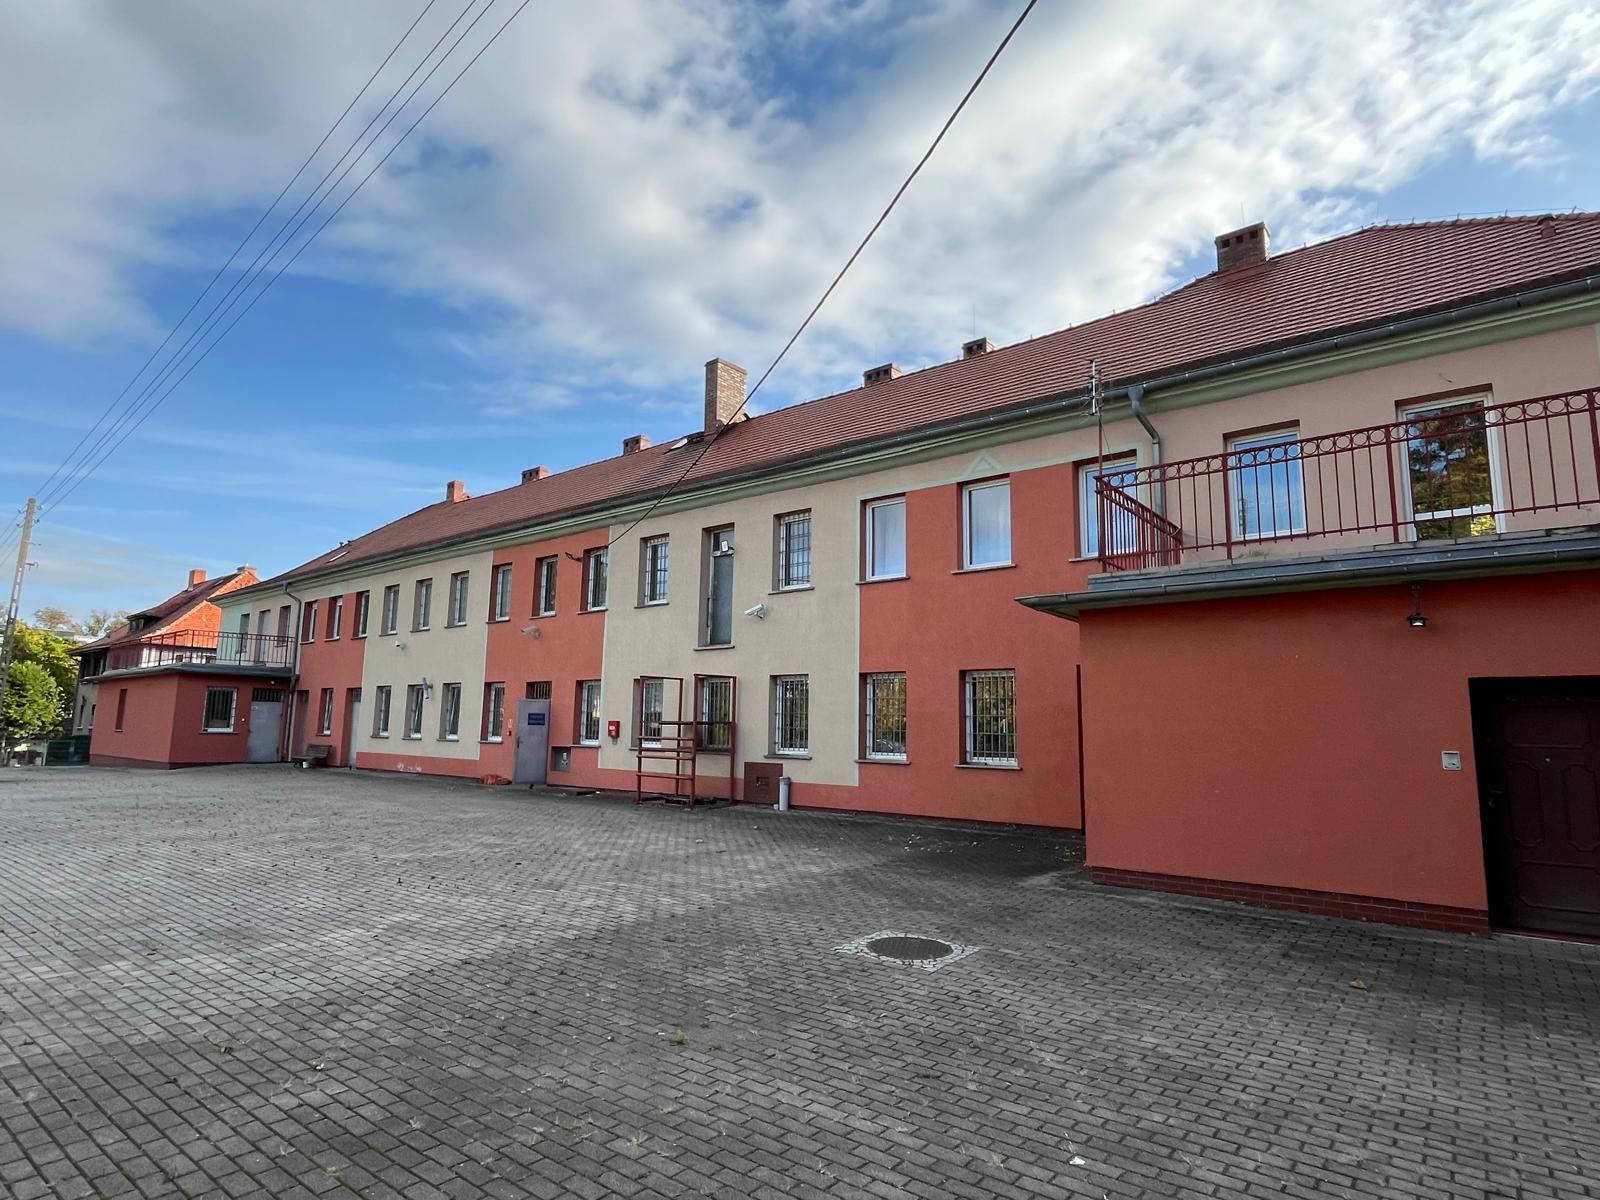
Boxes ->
[103,630,294,674]
[1092,387,1600,573]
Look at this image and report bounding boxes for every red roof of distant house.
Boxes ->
[260,214,1600,587]
[71,569,259,655]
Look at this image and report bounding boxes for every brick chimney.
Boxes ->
[187,568,207,588]
[445,480,469,503]
[1215,221,1270,272]
[962,337,995,359]
[704,358,747,433]
[521,466,550,484]
[863,363,902,386]
[622,434,652,455]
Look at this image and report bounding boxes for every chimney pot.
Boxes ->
[1214,221,1271,272]
[704,358,748,433]
[445,480,469,503]
[622,434,652,455]
[962,337,995,359]
[521,466,550,484]
[863,363,903,386]
[187,568,207,588]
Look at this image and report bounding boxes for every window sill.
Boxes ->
[200,729,236,735]
[769,585,814,595]
[413,627,430,634]
[444,622,466,630]
[857,575,908,586]
[766,753,811,761]
[402,735,422,741]
[694,643,735,651]
[488,616,511,624]
[953,562,1016,575]
[636,601,670,609]
[481,737,503,745]
[442,736,460,743]
[579,607,607,616]
[857,756,910,766]
[578,740,601,748]
[373,733,390,739]
[531,611,557,620]
[955,761,1020,771]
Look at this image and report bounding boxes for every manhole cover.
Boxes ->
[836,930,980,972]
[864,935,952,961]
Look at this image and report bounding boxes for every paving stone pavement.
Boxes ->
[1,767,1598,1200]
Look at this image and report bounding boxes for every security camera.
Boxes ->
[744,603,767,619]
[394,640,405,650]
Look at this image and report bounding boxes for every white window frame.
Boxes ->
[536,557,558,617]
[1398,395,1505,539]
[864,497,907,581]
[491,564,512,622]
[354,591,370,638]
[483,683,506,742]
[1227,428,1307,541]
[776,511,812,590]
[300,600,318,644]
[329,596,343,640]
[864,672,908,761]
[963,670,1017,766]
[201,687,237,733]
[641,536,670,605]
[584,548,609,611]
[772,675,810,757]
[1079,456,1139,558]
[961,479,1012,569]
[404,684,425,739]
[578,680,603,745]
[381,586,400,636]
[447,572,469,627]
[319,688,334,736]
[439,683,462,741]
[413,579,433,631]
[373,685,392,737]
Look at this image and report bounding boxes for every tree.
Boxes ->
[32,606,81,635]
[10,624,77,730]
[83,609,129,637]
[2,661,61,741]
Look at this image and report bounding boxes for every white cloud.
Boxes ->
[2,0,1598,413]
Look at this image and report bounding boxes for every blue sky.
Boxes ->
[3,0,1599,619]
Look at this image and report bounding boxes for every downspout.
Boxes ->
[280,582,304,762]
[1127,382,1164,515]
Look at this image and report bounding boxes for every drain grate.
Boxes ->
[836,929,979,972]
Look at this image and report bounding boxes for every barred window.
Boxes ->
[698,676,733,751]
[964,670,1017,765]
[439,683,462,740]
[492,564,513,621]
[447,572,470,627]
[636,677,665,746]
[642,536,670,604]
[536,557,558,616]
[864,673,907,760]
[527,680,553,701]
[776,511,812,589]
[202,687,237,732]
[578,680,602,744]
[483,683,506,742]
[373,685,392,736]
[773,675,809,756]
[404,684,425,738]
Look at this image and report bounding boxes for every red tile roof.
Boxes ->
[72,570,258,655]
[263,214,1600,587]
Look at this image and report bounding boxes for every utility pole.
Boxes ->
[0,497,38,723]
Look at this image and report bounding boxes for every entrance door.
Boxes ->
[247,689,284,763]
[514,699,551,785]
[344,689,361,768]
[1473,678,1600,936]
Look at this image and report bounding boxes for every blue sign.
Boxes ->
[527,712,547,726]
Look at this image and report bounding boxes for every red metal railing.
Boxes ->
[104,630,294,673]
[1095,387,1600,571]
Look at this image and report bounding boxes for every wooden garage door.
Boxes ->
[1472,678,1600,937]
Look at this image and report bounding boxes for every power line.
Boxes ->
[605,0,1040,549]
[29,0,441,508]
[36,0,494,514]
[41,0,537,520]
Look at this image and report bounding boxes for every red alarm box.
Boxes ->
[606,720,621,741]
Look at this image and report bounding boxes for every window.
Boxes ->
[491,564,512,622]
[535,557,558,616]
[300,600,318,643]
[702,526,735,646]
[864,497,906,580]
[319,688,334,736]
[237,612,250,640]
[864,673,907,760]
[527,681,553,700]
[404,685,425,738]
[1401,397,1499,540]
[964,670,1017,765]
[584,549,609,610]
[1229,430,1306,540]
[373,685,392,737]
[1079,457,1138,558]
[439,683,462,740]
[381,585,400,636]
[413,579,433,630]
[277,606,292,639]
[962,480,1012,568]
[115,688,128,732]
[447,572,469,627]
[256,609,270,640]
[641,536,670,604]
[202,687,238,733]
[635,677,665,746]
[578,680,602,745]
[772,676,809,756]
[354,591,370,638]
[776,511,812,590]
[698,676,733,751]
[483,683,506,742]
[328,596,343,640]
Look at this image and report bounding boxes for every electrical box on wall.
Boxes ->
[1441,750,1462,771]
[607,720,621,741]
[551,746,572,773]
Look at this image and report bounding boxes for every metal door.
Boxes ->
[1473,678,1600,936]
[514,699,551,784]
[707,527,734,646]
[247,694,283,763]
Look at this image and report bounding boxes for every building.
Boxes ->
[71,566,295,768]
[194,213,1600,934]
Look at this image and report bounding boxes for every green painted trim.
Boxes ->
[227,292,1600,602]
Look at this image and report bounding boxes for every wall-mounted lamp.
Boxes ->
[520,623,541,639]
[1407,584,1427,629]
